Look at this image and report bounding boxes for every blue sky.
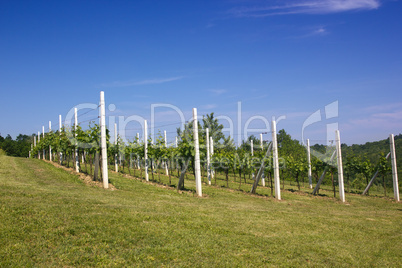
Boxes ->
[1,0,401,145]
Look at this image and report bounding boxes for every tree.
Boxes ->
[0,134,32,157]
[202,113,224,144]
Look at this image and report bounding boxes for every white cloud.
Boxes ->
[208,89,227,95]
[295,26,329,38]
[201,104,217,110]
[228,0,381,17]
[313,27,327,35]
[347,110,402,130]
[100,76,184,88]
[361,102,402,113]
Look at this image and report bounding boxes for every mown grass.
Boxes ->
[1,155,401,267]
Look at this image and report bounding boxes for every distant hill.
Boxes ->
[309,134,402,184]
[341,134,402,168]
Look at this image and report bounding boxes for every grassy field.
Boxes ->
[1,155,401,267]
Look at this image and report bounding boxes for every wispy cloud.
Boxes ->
[296,26,329,38]
[228,0,381,17]
[289,26,330,39]
[361,102,402,113]
[312,26,327,35]
[346,108,402,131]
[209,89,227,95]
[100,76,184,88]
[201,104,217,110]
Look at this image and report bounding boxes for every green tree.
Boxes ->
[201,113,224,144]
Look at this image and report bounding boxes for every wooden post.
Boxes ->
[362,152,391,195]
[94,151,99,181]
[206,128,211,185]
[335,130,345,202]
[75,108,79,172]
[114,123,118,172]
[100,91,109,188]
[251,142,273,194]
[390,134,400,201]
[193,108,202,197]
[272,120,281,200]
[307,139,312,189]
[144,120,149,181]
[312,151,336,195]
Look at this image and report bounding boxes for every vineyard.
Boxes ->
[27,92,401,202]
[2,91,401,266]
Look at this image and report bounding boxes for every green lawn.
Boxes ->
[1,155,401,267]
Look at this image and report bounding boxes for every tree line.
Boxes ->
[0,134,32,157]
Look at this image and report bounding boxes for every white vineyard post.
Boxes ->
[75,108,79,172]
[260,133,265,187]
[307,139,312,189]
[114,123,118,172]
[251,140,254,180]
[137,133,140,169]
[206,128,211,185]
[59,115,62,164]
[260,134,263,149]
[389,134,400,201]
[272,120,281,200]
[34,135,36,147]
[38,131,41,159]
[335,130,346,203]
[164,130,169,176]
[210,137,214,179]
[144,120,149,181]
[100,91,109,189]
[193,108,202,197]
[175,136,178,148]
[49,121,52,162]
[42,126,45,160]
[31,139,34,158]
